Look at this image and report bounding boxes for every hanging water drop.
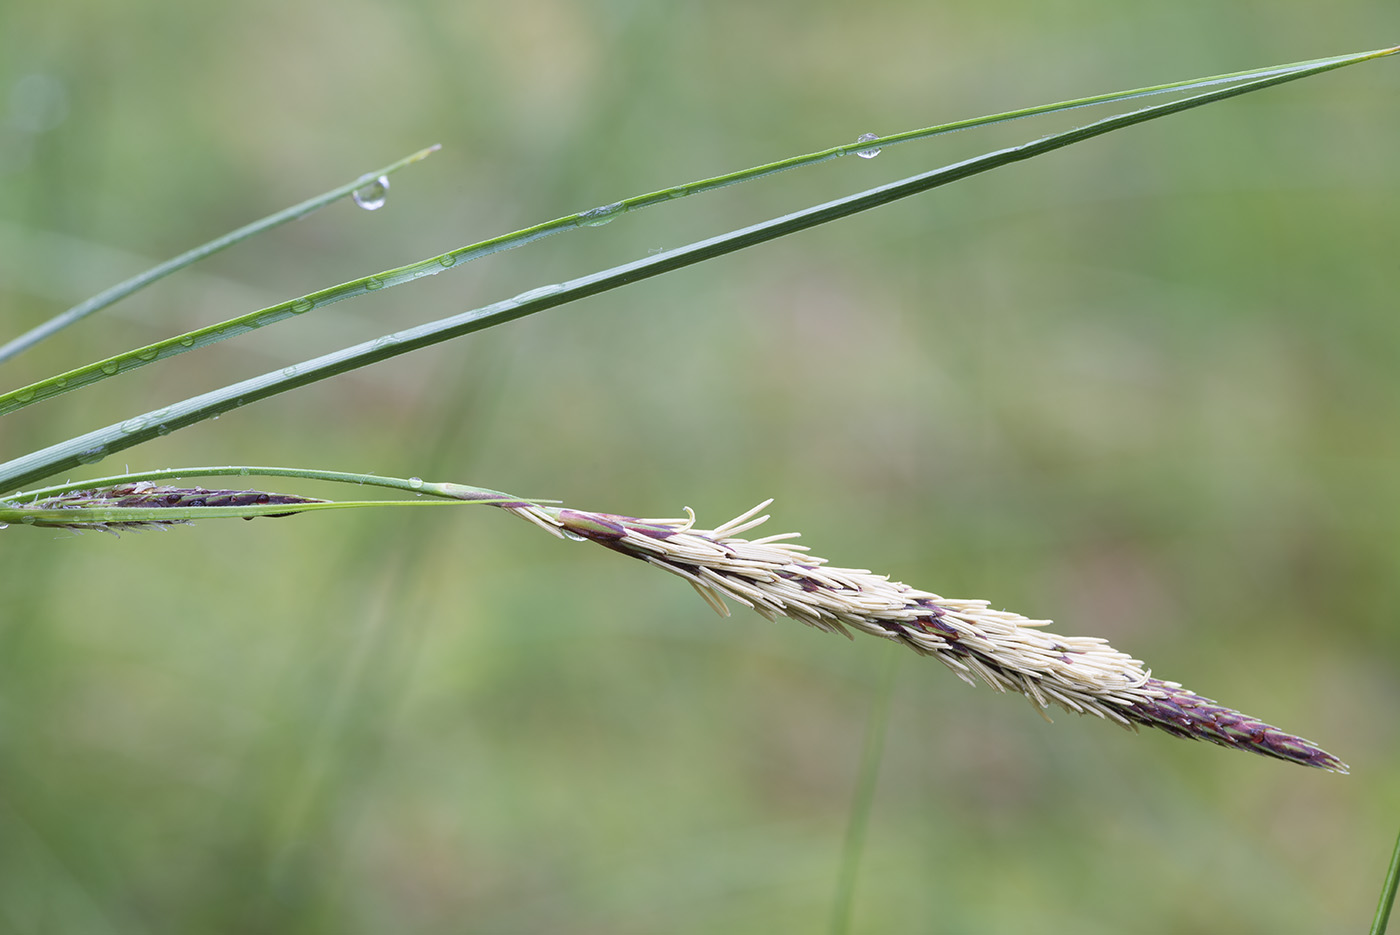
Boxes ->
[855,132,881,159]
[578,202,624,227]
[512,283,564,304]
[561,528,587,541]
[407,477,424,490]
[136,347,159,361]
[436,254,456,269]
[290,298,314,313]
[100,361,119,375]
[13,388,35,402]
[353,176,390,211]
[178,335,196,347]
[75,445,107,465]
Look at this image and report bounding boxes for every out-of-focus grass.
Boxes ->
[2,2,1398,933]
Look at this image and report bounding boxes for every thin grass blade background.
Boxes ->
[1,3,1398,933]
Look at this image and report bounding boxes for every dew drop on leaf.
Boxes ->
[352,176,390,211]
[855,132,881,159]
[578,202,624,227]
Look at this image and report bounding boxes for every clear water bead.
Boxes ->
[578,202,623,227]
[855,132,881,159]
[352,176,390,211]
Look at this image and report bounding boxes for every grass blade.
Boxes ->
[1,46,1395,491]
[1373,826,1400,935]
[0,145,440,366]
[1,49,1389,417]
[830,646,900,935]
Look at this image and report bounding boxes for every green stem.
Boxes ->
[0,145,440,366]
[830,645,901,935]
[1372,826,1400,935]
[6,465,543,504]
[3,49,1389,416]
[1,47,1395,492]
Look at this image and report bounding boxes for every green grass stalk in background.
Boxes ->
[1375,826,1400,935]
[829,645,900,935]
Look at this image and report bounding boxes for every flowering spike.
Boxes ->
[516,501,1346,772]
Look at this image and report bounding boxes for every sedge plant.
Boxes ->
[3,46,1398,931]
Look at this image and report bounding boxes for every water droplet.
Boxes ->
[100,361,119,375]
[290,298,314,313]
[178,336,196,347]
[513,283,563,304]
[436,254,456,269]
[281,366,298,378]
[13,388,35,402]
[855,132,881,159]
[667,188,687,199]
[407,477,424,490]
[352,176,390,211]
[364,276,385,290]
[0,523,8,530]
[562,528,587,541]
[578,202,624,227]
[19,515,36,525]
[135,348,159,361]
[119,417,146,434]
[156,423,171,436]
[53,377,67,387]
[75,445,106,465]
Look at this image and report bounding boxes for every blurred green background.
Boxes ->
[2,2,1398,932]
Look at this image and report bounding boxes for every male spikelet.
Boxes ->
[462,492,1346,773]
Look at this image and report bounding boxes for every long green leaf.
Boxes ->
[0,145,440,366]
[1,46,1395,492]
[0,49,1386,417]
